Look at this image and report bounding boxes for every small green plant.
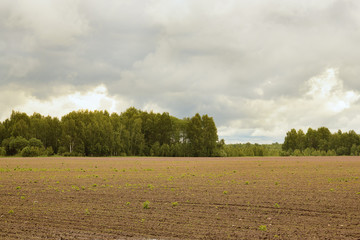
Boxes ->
[20,196,25,199]
[140,218,145,223]
[245,181,249,185]
[172,202,178,207]
[16,186,21,190]
[143,201,150,209]
[223,190,228,195]
[147,184,154,190]
[84,208,90,215]
[275,182,279,185]
[259,225,267,231]
[8,209,14,214]
[356,192,360,195]
[126,202,130,205]
[274,203,280,208]
[92,184,97,187]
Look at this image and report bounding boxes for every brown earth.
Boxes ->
[0,156,360,239]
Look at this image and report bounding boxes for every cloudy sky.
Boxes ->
[1,0,360,143]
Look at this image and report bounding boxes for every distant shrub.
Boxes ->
[0,147,6,156]
[326,149,336,156]
[303,148,312,156]
[62,151,84,157]
[8,136,29,155]
[45,147,54,156]
[293,149,302,156]
[62,152,72,157]
[29,138,44,148]
[280,150,291,156]
[57,146,67,155]
[312,150,321,156]
[21,146,44,157]
[336,147,348,156]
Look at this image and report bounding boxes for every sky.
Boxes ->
[1,0,360,144]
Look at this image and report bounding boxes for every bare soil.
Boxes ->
[0,156,360,239]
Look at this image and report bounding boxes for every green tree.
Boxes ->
[202,115,218,156]
[305,128,319,149]
[9,136,29,155]
[29,138,44,148]
[150,142,160,156]
[317,127,331,151]
[186,114,204,156]
[0,147,5,156]
[0,122,5,145]
[296,129,306,151]
[282,129,298,152]
[60,112,85,156]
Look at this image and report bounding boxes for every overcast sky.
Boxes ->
[1,0,360,143]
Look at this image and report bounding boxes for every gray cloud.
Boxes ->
[1,0,360,143]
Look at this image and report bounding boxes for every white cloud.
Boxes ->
[4,0,89,47]
[0,84,131,121]
[220,68,360,143]
[1,1,360,143]
[4,56,39,78]
[306,68,359,112]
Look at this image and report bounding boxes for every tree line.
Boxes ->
[282,127,360,156]
[223,143,282,157]
[0,108,222,157]
[2,109,358,158]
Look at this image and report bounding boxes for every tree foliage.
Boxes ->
[0,109,222,157]
[223,143,282,157]
[282,127,360,156]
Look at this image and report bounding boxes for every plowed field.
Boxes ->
[1,157,360,239]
